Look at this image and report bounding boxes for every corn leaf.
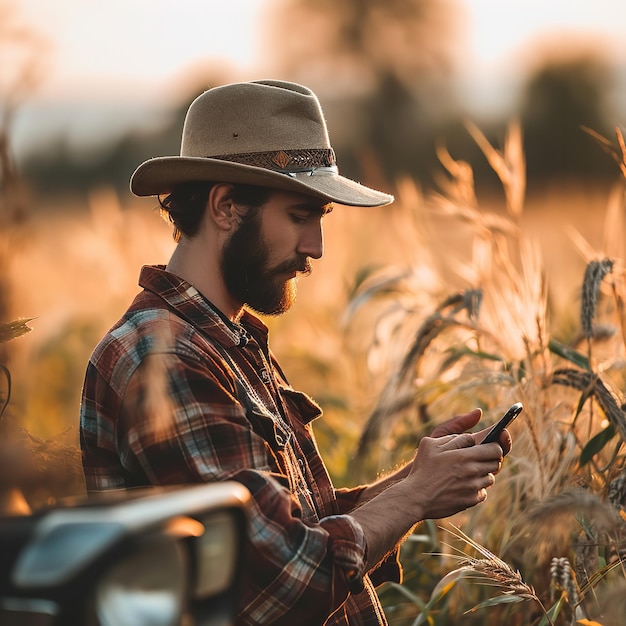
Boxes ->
[548,339,591,371]
[464,594,525,613]
[579,423,616,466]
[537,593,565,626]
[414,568,470,625]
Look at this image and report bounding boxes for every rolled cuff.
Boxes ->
[321,511,402,592]
[320,514,368,593]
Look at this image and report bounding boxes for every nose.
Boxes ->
[297,219,324,260]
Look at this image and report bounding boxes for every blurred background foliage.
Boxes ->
[3,0,626,622]
[10,0,623,196]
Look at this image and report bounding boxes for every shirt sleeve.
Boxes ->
[334,488,402,589]
[113,350,370,625]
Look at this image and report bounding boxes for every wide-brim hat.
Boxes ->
[130,80,393,207]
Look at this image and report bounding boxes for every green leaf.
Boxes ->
[548,339,591,371]
[383,582,425,608]
[580,423,616,466]
[537,593,565,626]
[445,345,507,363]
[414,567,470,625]
[428,567,469,605]
[353,264,386,288]
[464,594,525,613]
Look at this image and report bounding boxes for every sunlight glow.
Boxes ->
[12,0,626,103]
[14,0,268,100]
[466,0,626,69]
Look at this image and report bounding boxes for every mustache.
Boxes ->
[272,256,312,276]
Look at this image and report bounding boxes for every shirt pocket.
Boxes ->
[279,387,323,425]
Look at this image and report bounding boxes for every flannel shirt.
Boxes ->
[80,265,401,625]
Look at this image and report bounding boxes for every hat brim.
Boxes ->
[130,156,393,207]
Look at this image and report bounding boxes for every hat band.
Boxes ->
[211,148,337,174]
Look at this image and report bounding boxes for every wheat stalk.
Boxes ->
[356,291,482,458]
[0,317,34,343]
[550,367,626,444]
[581,258,614,346]
[440,524,553,623]
[464,119,526,218]
[582,125,626,179]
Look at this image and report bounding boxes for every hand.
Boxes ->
[405,433,503,520]
[430,408,512,457]
[430,408,482,438]
[473,425,512,458]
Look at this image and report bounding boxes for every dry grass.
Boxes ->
[2,122,626,622]
[339,125,626,624]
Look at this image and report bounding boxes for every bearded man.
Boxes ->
[80,80,511,625]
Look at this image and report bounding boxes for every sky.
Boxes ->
[7,0,268,102]
[465,0,626,70]
[5,0,626,158]
[459,0,626,114]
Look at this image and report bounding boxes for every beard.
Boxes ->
[220,214,311,316]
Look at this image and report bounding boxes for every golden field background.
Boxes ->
[4,140,626,623]
[6,175,617,448]
[3,183,604,437]
[3,0,626,621]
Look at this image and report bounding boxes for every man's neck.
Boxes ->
[166,239,244,322]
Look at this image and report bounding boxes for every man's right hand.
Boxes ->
[404,433,503,521]
[351,427,504,571]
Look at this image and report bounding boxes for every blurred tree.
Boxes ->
[22,114,186,195]
[516,50,619,185]
[263,0,464,188]
[0,1,48,354]
[0,1,48,213]
[21,71,230,196]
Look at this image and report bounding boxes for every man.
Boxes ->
[80,80,510,625]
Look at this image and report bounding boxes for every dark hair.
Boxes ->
[158,182,273,242]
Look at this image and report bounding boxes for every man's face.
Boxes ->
[221,190,332,315]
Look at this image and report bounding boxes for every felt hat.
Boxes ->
[130,79,393,207]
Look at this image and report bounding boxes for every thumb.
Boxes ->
[431,408,482,438]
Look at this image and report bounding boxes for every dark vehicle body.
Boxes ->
[0,482,250,626]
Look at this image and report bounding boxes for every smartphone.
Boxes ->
[480,402,523,444]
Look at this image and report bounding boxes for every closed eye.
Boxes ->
[289,213,309,224]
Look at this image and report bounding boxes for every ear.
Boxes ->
[206,183,237,231]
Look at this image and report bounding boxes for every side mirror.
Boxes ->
[0,482,250,626]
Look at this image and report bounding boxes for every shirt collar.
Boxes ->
[138,264,269,349]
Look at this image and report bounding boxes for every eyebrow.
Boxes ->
[289,202,334,216]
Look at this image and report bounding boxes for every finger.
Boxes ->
[466,435,505,462]
[499,428,512,456]
[431,408,482,437]
[474,427,512,456]
[471,459,502,476]
[478,474,496,502]
[463,441,504,462]
[441,432,476,450]
[474,425,496,444]
[462,460,502,483]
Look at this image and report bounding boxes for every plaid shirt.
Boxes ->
[80,265,401,625]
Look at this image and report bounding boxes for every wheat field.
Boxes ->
[3,126,626,625]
